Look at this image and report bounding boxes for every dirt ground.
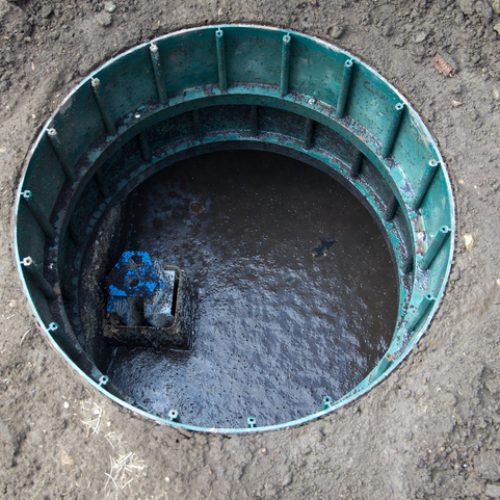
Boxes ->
[0,0,499,498]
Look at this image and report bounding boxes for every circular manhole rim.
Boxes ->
[14,24,455,433]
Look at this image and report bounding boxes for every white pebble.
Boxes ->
[104,1,116,13]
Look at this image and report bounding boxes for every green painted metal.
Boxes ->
[14,24,455,433]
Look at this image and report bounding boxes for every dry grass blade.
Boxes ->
[104,451,146,494]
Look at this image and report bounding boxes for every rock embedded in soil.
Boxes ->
[485,483,500,498]
[457,0,475,16]
[414,31,428,43]
[40,5,53,19]
[104,1,116,13]
[96,11,112,27]
[463,233,474,251]
[328,24,344,39]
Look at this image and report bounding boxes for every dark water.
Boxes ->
[106,150,398,427]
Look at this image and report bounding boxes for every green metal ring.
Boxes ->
[15,24,455,433]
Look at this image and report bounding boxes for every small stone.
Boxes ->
[486,484,500,498]
[484,377,499,394]
[63,401,69,409]
[458,178,465,185]
[454,11,465,25]
[494,22,500,36]
[493,88,500,100]
[60,449,74,468]
[476,1,494,22]
[0,421,14,448]
[492,0,500,14]
[457,0,474,15]
[40,5,53,18]
[104,1,116,13]
[328,24,344,39]
[451,99,463,107]
[414,31,427,43]
[496,278,500,287]
[0,147,6,154]
[381,23,394,37]
[260,447,268,454]
[463,233,474,251]
[96,11,112,27]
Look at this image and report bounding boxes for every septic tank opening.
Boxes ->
[80,150,399,427]
[15,25,454,433]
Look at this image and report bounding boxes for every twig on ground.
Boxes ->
[20,328,32,345]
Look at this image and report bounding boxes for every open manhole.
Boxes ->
[15,25,455,433]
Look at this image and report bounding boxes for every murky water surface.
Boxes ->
[106,151,398,427]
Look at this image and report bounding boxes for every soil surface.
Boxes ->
[0,0,499,498]
[103,151,397,428]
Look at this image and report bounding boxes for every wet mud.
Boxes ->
[105,150,398,427]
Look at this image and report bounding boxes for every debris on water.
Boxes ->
[312,238,335,258]
[189,201,205,214]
